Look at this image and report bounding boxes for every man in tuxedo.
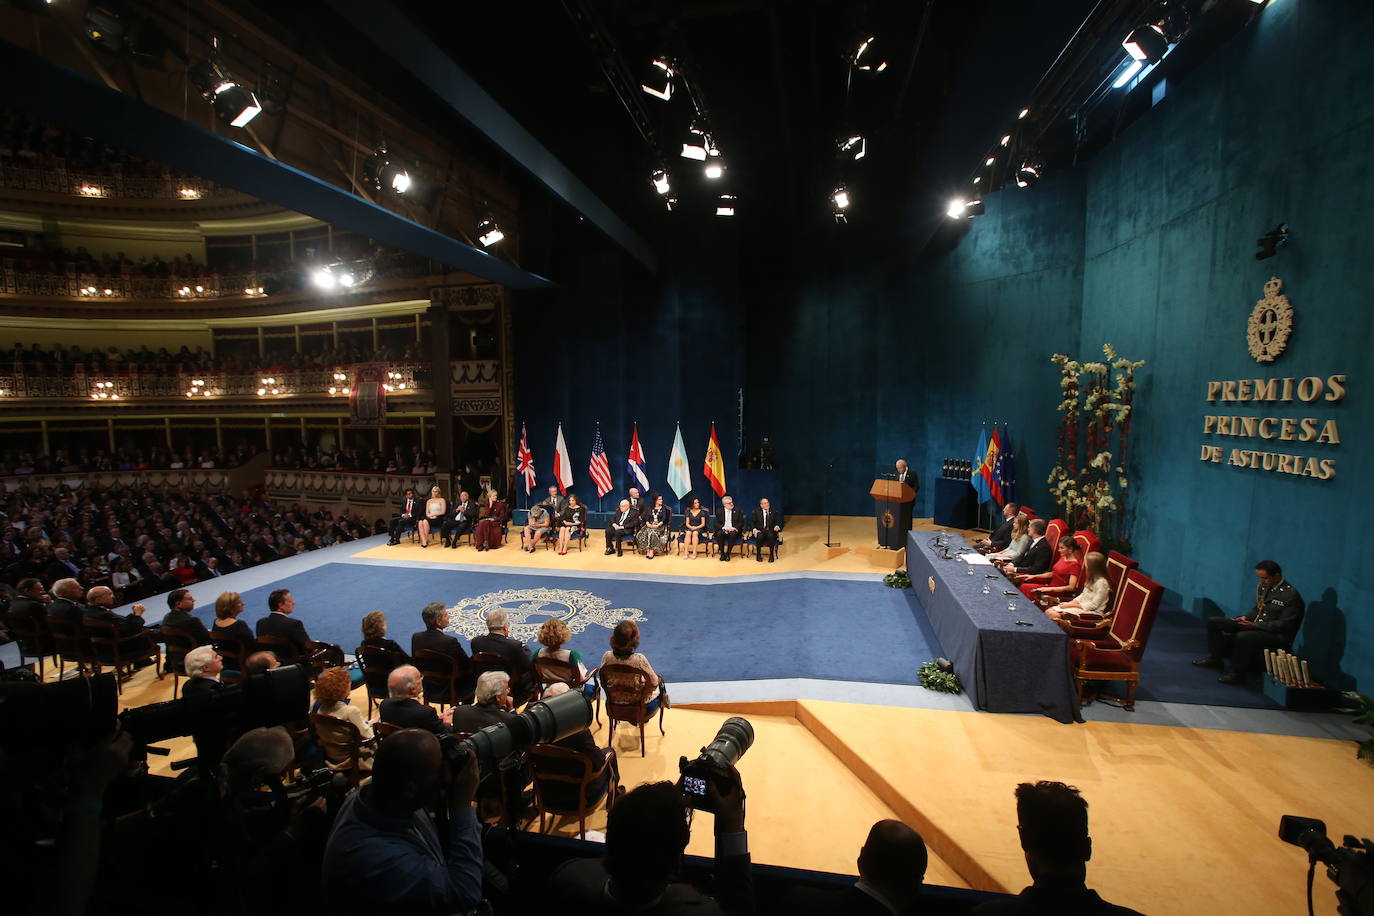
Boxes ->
[978,502,1021,553]
[9,577,50,630]
[47,578,87,626]
[159,587,212,645]
[626,487,646,532]
[441,491,478,548]
[715,495,745,562]
[411,601,473,702]
[603,500,640,557]
[895,459,920,536]
[1000,519,1050,577]
[379,665,453,735]
[450,671,518,732]
[470,608,533,704]
[387,488,419,545]
[541,485,567,519]
[749,498,784,563]
[255,588,311,655]
[83,585,150,636]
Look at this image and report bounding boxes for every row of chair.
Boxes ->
[7,613,162,693]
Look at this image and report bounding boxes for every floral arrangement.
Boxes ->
[883,570,912,589]
[1047,343,1145,551]
[918,659,963,694]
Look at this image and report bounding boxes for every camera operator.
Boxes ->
[320,728,484,914]
[550,765,753,915]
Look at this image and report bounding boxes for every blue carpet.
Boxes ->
[1129,607,1279,709]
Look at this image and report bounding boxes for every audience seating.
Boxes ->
[309,712,376,786]
[159,625,197,699]
[4,612,51,680]
[527,743,619,840]
[45,615,93,680]
[1070,569,1164,711]
[355,645,401,717]
[742,530,784,559]
[375,721,402,740]
[83,618,162,694]
[533,655,600,723]
[413,648,474,709]
[253,634,303,665]
[597,663,666,757]
[212,631,249,684]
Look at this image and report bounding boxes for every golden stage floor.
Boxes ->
[350,515,979,577]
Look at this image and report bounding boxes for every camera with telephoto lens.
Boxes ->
[1279,815,1374,916]
[284,766,351,805]
[678,717,754,811]
[436,688,594,773]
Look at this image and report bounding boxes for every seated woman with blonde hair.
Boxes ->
[988,512,1031,565]
[1046,551,1112,626]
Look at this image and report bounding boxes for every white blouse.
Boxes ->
[1075,577,1112,614]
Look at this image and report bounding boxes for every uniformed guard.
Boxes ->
[1193,559,1305,684]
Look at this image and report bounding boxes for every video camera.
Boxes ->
[1279,815,1374,916]
[679,716,754,811]
[437,687,593,774]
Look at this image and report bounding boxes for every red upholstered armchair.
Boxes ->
[1056,550,1141,639]
[1073,529,1101,556]
[1070,569,1163,710]
[1045,518,1068,552]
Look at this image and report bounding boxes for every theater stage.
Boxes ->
[10,516,1366,916]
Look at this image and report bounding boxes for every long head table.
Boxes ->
[907,531,1080,724]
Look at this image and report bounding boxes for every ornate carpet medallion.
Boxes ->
[443,586,647,640]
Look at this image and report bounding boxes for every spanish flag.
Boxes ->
[703,423,727,497]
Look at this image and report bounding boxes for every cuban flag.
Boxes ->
[627,423,650,493]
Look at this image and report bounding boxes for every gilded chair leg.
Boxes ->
[1124,681,1137,711]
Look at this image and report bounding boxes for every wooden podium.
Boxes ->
[860,478,914,568]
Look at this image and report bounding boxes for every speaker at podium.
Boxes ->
[870,478,915,550]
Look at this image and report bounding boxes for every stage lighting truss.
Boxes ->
[641,56,675,101]
[836,134,866,161]
[650,168,671,196]
[715,193,737,217]
[189,41,263,129]
[850,35,888,73]
[363,145,413,196]
[681,124,710,160]
[703,146,725,179]
[477,215,506,247]
[946,198,984,219]
[1123,2,1190,65]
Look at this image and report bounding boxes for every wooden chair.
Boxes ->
[375,721,403,740]
[742,531,784,559]
[310,712,377,786]
[45,615,93,680]
[305,640,346,679]
[83,618,162,695]
[597,663,666,757]
[212,631,249,684]
[1070,570,1164,711]
[356,644,402,717]
[413,648,474,709]
[253,634,303,665]
[527,743,618,840]
[533,655,599,723]
[159,625,198,699]
[4,612,52,680]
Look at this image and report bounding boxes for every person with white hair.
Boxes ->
[47,577,88,626]
[182,645,225,697]
[379,664,453,736]
[451,671,517,732]
[537,683,619,810]
[470,608,533,704]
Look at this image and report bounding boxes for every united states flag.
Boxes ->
[516,423,536,495]
[589,424,613,498]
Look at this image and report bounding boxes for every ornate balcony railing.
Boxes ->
[264,468,439,508]
[0,263,269,300]
[0,158,223,200]
[0,467,236,494]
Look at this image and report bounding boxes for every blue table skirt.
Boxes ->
[907,531,1080,724]
[933,477,979,529]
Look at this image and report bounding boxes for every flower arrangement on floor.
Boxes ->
[1047,343,1146,553]
[918,658,963,694]
[1347,691,1374,766]
[883,570,911,589]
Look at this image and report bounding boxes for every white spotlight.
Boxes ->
[704,147,724,179]
[651,168,671,195]
[830,185,850,210]
[837,135,866,160]
[681,124,709,160]
[1018,108,1030,120]
[947,198,967,219]
[851,35,888,73]
[1113,58,1144,88]
[716,194,737,217]
[390,170,412,194]
[478,216,505,247]
[641,57,674,101]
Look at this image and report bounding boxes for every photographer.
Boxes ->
[320,728,483,913]
[550,764,753,915]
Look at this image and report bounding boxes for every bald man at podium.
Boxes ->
[894,459,919,535]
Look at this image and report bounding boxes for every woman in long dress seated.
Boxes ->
[1045,551,1112,626]
[1015,536,1084,606]
[635,492,672,559]
[474,490,507,551]
[417,485,446,548]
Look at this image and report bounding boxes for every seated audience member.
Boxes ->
[635,493,672,560]
[536,683,619,809]
[541,484,567,519]
[682,496,709,559]
[556,493,587,555]
[321,729,483,912]
[181,645,225,697]
[550,769,752,914]
[1046,552,1112,626]
[47,577,87,625]
[473,490,508,551]
[440,490,477,548]
[972,781,1142,915]
[791,819,928,916]
[242,650,279,677]
[748,497,783,563]
[212,590,255,646]
[411,601,473,699]
[626,486,646,523]
[314,666,375,770]
[256,588,311,655]
[996,519,1051,577]
[160,587,211,645]
[450,671,518,732]
[603,499,640,557]
[387,487,419,545]
[417,485,446,548]
[1194,559,1306,685]
[83,585,152,638]
[379,664,453,735]
[988,513,1031,565]
[359,610,409,667]
[533,617,596,698]
[522,503,553,552]
[714,494,745,562]
[978,502,1021,553]
[1017,537,1083,605]
[600,620,663,707]
[471,608,534,704]
[8,576,50,629]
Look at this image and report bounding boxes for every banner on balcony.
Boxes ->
[349,367,387,427]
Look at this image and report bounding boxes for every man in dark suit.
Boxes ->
[714,495,745,562]
[387,488,419,545]
[626,488,646,531]
[748,498,784,563]
[470,608,534,704]
[895,459,920,535]
[47,577,87,626]
[978,502,1021,553]
[255,588,311,655]
[411,601,473,702]
[83,585,149,637]
[1002,519,1051,577]
[8,576,55,656]
[440,491,478,548]
[541,485,567,519]
[379,665,452,736]
[790,819,928,916]
[159,588,212,645]
[450,671,518,732]
[181,644,226,698]
[44,546,82,584]
[603,500,640,557]
[536,683,618,809]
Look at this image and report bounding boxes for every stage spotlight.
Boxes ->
[1113,58,1144,89]
[1015,163,1041,188]
[664,196,678,212]
[1123,24,1167,63]
[650,168,671,196]
[1000,134,1011,147]
[478,215,505,247]
[1255,223,1289,260]
[189,45,263,128]
[704,147,725,179]
[715,194,737,217]
[946,198,984,219]
[985,156,994,167]
[830,185,851,211]
[311,267,336,290]
[362,145,413,196]
[850,35,888,73]
[681,124,709,160]
[10,0,59,12]
[837,134,866,161]
[1018,107,1030,120]
[641,57,674,101]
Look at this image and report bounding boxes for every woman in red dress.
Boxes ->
[1017,536,1083,604]
[473,490,508,551]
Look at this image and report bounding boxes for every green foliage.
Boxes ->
[883,571,911,589]
[918,660,963,694]
[1346,691,1374,766]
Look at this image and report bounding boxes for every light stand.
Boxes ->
[824,457,839,548]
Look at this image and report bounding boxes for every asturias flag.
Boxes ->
[553,423,574,494]
[516,424,535,495]
[972,425,991,503]
[667,423,692,499]
[703,423,727,497]
[627,423,650,493]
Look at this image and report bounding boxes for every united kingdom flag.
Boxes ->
[516,423,536,495]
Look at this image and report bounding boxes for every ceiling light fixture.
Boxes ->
[851,35,888,73]
[478,214,505,247]
[641,56,675,101]
[837,134,867,161]
[681,124,709,160]
[1016,163,1041,188]
[188,39,262,128]
[651,168,671,196]
[703,146,725,179]
[715,194,737,217]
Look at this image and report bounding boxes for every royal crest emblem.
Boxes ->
[881,510,896,529]
[1247,276,1294,363]
[442,586,646,641]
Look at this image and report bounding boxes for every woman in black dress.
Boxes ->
[556,493,587,555]
[635,493,672,559]
[682,496,708,559]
